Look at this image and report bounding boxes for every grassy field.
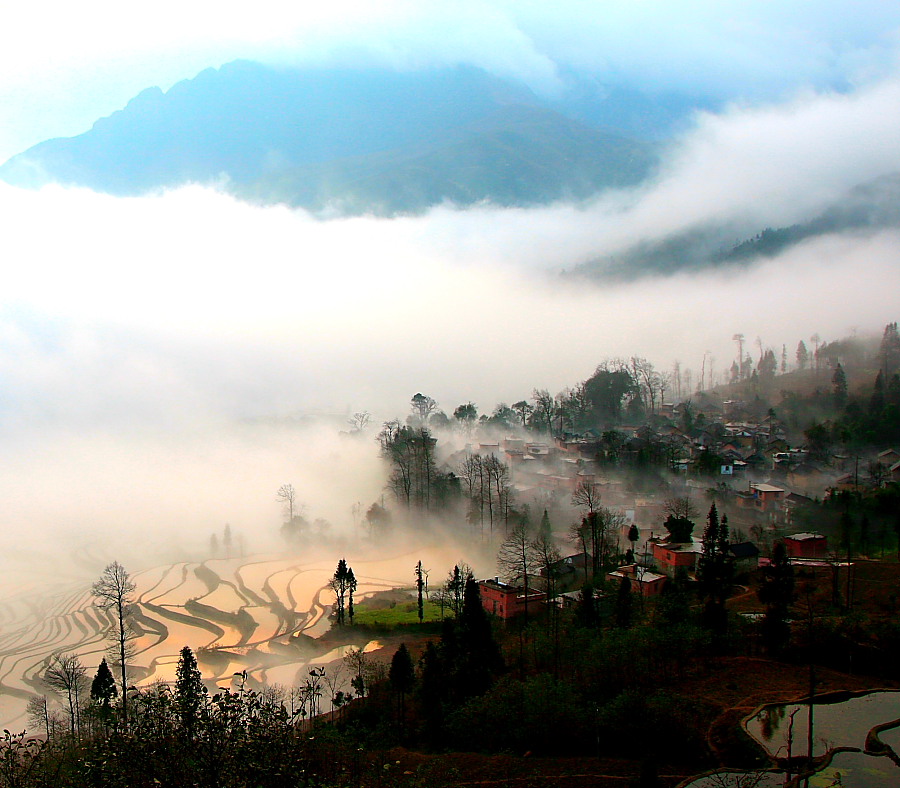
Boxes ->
[352,600,446,628]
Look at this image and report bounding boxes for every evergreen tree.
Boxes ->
[880,321,900,376]
[539,509,552,539]
[389,643,415,731]
[330,559,351,625]
[458,578,503,697]
[347,567,357,625]
[174,646,206,738]
[614,576,633,629]
[832,363,848,408]
[758,542,794,654]
[90,657,118,730]
[574,583,600,629]
[870,370,886,415]
[663,515,694,543]
[415,561,425,623]
[796,340,809,370]
[90,658,117,708]
[696,505,734,636]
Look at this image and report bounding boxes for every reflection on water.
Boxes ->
[745,691,900,759]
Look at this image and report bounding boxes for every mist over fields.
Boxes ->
[2,58,900,591]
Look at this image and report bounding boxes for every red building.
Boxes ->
[478,578,545,619]
[651,540,698,577]
[783,532,828,559]
[606,564,667,596]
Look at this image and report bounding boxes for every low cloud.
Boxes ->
[1,73,898,595]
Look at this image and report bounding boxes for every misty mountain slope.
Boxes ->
[237,103,656,213]
[0,60,657,214]
[569,171,900,281]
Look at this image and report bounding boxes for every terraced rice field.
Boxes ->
[0,549,437,732]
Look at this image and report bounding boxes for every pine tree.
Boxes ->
[415,561,425,623]
[614,576,633,629]
[880,322,900,376]
[330,559,351,625]
[90,658,117,708]
[758,542,794,654]
[796,340,809,370]
[389,643,415,731]
[832,363,848,408]
[175,646,206,738]
[347,567,357,625]
[696,504,734,635]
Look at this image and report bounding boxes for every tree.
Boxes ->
[453,402,478,427]
[539,509,552,539]
[532,389,555,434]
[663,496,698,521]
[276,484,297,524]
[92,561,136,726]
[571,482,601,515]
[349,411,371,433]
[796,340,809,371]
[880,321,900,376]
[389,643,415,732]
[44,652,87,738]
[90,657,118,716]
[758,542,794,654]
[696,505,734,636]
[511,400,533,428]
[379,421,440,510]
[628,523,640,555]
[458,578,503,696]
[174,646,206,738]
[444,564,472,617]
[330,559,352,626]
[415,561,425,623]
[614,576,633,629]
[663,515,694,543]
[347,567,357,625]
[410,392,438,424]
[832,363,848,408]
[496,524,537,621]
[223,523,232,559]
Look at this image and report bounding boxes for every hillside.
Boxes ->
[568,171,900,281]
[0,61,657,215]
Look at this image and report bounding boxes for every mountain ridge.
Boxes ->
[0,61,658,215]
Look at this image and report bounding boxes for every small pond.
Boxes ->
[745,691,900,759]
[806,750,900,787]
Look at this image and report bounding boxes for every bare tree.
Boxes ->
[663,496,698,521]
[92,561,136,726]
[276,483,297,524]
[43,653,87,738]
[497,524,538,620]
[571,482,601,515]
[349,411,371,433]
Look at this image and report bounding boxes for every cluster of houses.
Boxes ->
[477,528,836,620]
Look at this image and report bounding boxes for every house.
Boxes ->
[478,578,545,619]
[783,532,828,559]
[651,540,698,577]
[749,483,786,510]
[606,564,667,596]
[728,542,761,572]
[544,552,591,589]
[877,448,900,466]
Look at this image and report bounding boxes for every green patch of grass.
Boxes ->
[352,600,445,628]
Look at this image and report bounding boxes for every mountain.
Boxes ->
[0,61,658,215]
[568,172,900,281]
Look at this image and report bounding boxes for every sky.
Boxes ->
[1,2,900,581]
[3,0,900,161]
